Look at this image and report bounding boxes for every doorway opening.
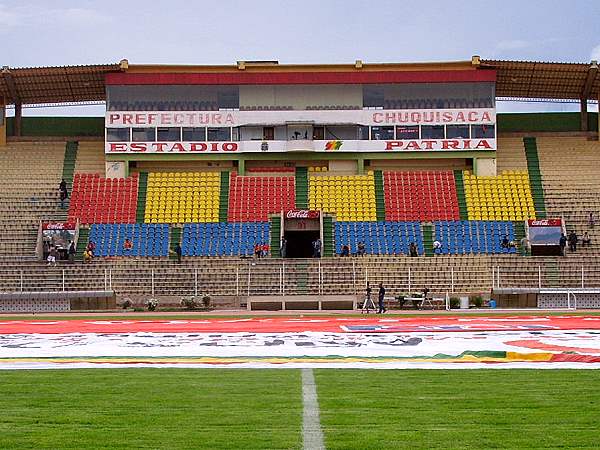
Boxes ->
[285,230,320,258]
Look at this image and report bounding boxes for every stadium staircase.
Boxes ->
[169,226,181,261]
[219,171,230,222]
[543,260,561,288]
[62,141,78,189]
[294,167,308,209]
[136,172,148,223]
[322,216,335,257]
[523,137,547,219]
[373,170,386,221]
[75,227,89,262]
[270,216,281,257]
[422,224,434,256]
[453,170,469,220]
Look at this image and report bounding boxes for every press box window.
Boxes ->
[106,128,129,142]
[131,128,156,142]
[471,124,495,138]
[395,125,419,139]
[357,126,370,140]
[207,127,231,141]
[446,125,470,139]
[420,125,445,139]
[157,127,181,141]
[182,127,207,141]
[370,126,394,140]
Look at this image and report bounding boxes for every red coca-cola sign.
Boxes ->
[42,222,76,231]
[285,210,320,219]
[528,219,562,227]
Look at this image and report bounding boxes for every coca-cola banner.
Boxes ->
[42,222,76,231]
[528,219,562,227]
[285,210,320,220]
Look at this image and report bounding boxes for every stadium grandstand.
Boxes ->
[1,56,600,311]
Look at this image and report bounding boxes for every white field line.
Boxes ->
[302,368,325,450]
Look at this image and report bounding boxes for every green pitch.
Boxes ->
[0,369,599,449]
[316,370,600,449]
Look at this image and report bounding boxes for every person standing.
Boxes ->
[174,243,182,263]
[59,179,68,209]
[559,233,567,256]
[363,281,373,313]
[313,238,322,258]
[280,237,287,258]
[68,240,76,264]
[377,283,386,314]
[568,231,578,253]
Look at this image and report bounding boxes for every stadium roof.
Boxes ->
[1,58,599,106]
[480,59,600,101]
[0,63,121,106]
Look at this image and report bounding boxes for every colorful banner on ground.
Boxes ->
[1,316,600,369]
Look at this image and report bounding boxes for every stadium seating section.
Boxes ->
[434,221,516,255]
[464,170,535,221]
[309,173,377,221]
[144,172,220,223]
[68,173,138,224]
[228,174,295,222]
[384,171,460,221]
[335,221,424,255]
[182,222,269,256]
[88,224,169,257]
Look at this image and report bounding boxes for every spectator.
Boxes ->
[174,243,182,263]
[47,246,58,267]
[86,241,96,257]
[123,238,133,250]
[68,240,76,264]
[59,179,68,208]
[520,236,529,256]
[559,233,567,256]
[501,235,510,249]
[254,243,261,258]
[582,232,591,247]
[261,242,270,258]
[589,212,595,228]
[340,244,350,257]
[83,248,93,264]
[568,231,578,252]
[377,283,387,314]
[312,238,321,258]
[433,240,442,254]
[280,237,287,258]
[357,241,365,256]
[409,242,418,257]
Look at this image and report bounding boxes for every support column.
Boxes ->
[14,103,22,137]
[357,158,364,175]
[0,98,6,146]
[237,158,245,175]
[581,99,588,132]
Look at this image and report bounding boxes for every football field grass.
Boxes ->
[0,369,599,449]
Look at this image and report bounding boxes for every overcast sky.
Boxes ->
[2,0,599,115]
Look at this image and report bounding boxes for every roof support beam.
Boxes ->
[581,61,598,100]
[580,99,588,132]
[1,67,20,105]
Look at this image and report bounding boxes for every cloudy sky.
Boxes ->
[2,0,599,115]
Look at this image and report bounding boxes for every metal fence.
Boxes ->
[1,262,600,298]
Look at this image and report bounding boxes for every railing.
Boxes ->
[1,261,600,299]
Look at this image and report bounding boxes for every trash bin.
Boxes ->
[489,299,497,308]
[460,296,469,309]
